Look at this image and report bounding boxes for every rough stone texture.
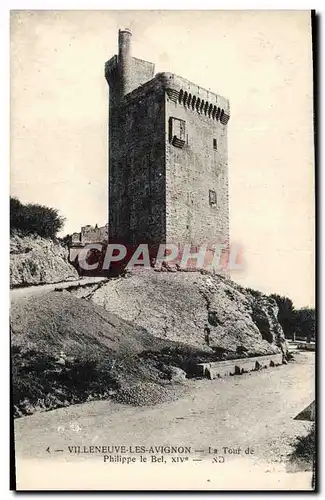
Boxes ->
[165,80,229,248]
[10,233,78,287]
[75,269,287,358]
[105,30,230,256]
[107,84,166,247]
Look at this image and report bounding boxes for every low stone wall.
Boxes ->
[196,353,283,380]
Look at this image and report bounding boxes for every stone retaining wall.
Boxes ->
[196,353,283,380]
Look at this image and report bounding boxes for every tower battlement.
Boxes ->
[124,73,230,124]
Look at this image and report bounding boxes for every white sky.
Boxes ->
[10,10,315,307]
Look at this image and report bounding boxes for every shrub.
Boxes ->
[10,197,65,239]
[291,423,315,465]
[294,308,316,341]
[270,294,296,339]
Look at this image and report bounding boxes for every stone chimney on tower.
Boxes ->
[118,28,132,98]
[105,28,155,102]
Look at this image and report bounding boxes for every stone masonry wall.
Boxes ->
[109,86,166,247]
[165,91,229,247]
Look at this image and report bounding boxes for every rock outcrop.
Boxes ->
[10,232,78,287]
[73,269,288,359]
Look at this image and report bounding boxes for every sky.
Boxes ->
[10,10,315,307]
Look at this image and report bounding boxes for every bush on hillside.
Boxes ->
[270,294,296,339]
[10,197,65,239]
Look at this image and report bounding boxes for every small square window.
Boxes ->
[209,189,217,207]
[213,138,217,150]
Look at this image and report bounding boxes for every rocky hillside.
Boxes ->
[10,232,78,287]
[73,269,288,359]
[11,269,288,417]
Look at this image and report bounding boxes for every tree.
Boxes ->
[10,196,65,239]
[270,293,296,339]
[294,308,316,341]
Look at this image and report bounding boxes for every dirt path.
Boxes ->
[15,352,314,467]
[10,277,106,301]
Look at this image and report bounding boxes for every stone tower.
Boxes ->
[105,29,230,255]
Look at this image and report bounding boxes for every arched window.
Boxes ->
[183,91,188,106]
[196,98,201,112]
[200,100,205,113]
[192,95,196,110]
[187,93,192,107]
[212,105,217,119]
[204,102,209,115]
[208,103,213,117]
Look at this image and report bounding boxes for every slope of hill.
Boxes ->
[10,233,78,287]
[76,269,288,358]
[10,291,203,417]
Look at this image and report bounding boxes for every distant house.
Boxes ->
[68,223,108,264]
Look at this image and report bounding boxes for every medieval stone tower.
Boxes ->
[105,28,230,253]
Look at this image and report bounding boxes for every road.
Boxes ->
[10,276,106,301]
[14,352,315,490]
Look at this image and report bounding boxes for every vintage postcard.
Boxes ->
[10,10,316,491]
